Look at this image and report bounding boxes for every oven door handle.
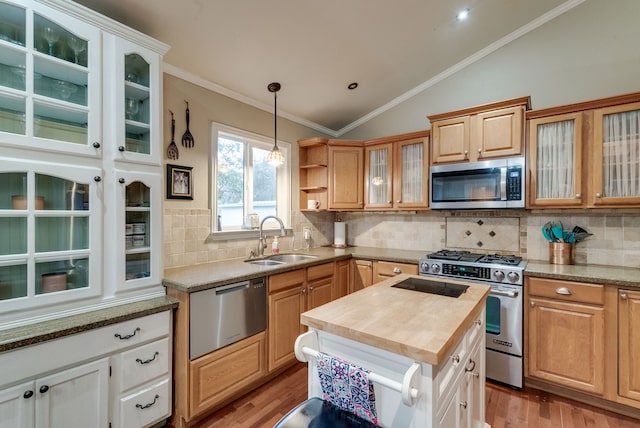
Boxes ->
[491,289,519,298]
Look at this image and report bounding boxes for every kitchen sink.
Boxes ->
[268,254,318,263]
[247,259,285,266]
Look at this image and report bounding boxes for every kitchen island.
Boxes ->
[297,274,490,428]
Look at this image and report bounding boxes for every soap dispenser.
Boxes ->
[272,236,280,254]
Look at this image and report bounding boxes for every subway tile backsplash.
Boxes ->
[164,208,640,270]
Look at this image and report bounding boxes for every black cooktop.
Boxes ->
[427,250,522,266]
[392,277,469,298]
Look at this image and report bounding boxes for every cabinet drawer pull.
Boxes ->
[555,287,572,295]
[450,354,460,364]
[465,359,476,373]
[115,327,140,340]
[23,390,33,399]
[136,351,160,365]
[39,385,49,394]
[393,267,401,274]
[135,394,159,410]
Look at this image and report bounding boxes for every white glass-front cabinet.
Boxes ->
[0,158,102,321]
[0,0,102,157]
[107,171,162,293]
[103,34,162,165]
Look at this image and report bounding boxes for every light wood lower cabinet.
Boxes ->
[618,289,640,404]
[373,260,418,284]
[527,277,605,395]
[189,332,266,417]
[351,259,373,292]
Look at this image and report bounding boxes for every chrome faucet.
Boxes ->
[257,215,286,256]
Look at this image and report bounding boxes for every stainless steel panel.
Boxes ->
[189,277,266,360]
[486,348,523,388]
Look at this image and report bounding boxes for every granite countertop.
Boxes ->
[301,274,490,366]
[162,246,426,293]
[525,261,640,289]
[0,296,179,353]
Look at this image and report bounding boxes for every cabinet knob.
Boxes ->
[94,176,102,182]
[450,354,460,364]
[465,359,476,373]
[575,193,581,198]
[530,301,535,307]
[118,145,125,152]
[464,150,469,159]
[39,385,49,394]
[92,141,101,149]
[460,401,468,409]
[397,200,401,203]
[595,192,602,198]
[474,319,482,326]
[621,293,628,300]
[387,201,391,204]
[23,390,33,399]
[119,177,125,184]
[477,148,482,154]
[309,286,314,291]
[393,267,401,274]
[301,288,306,294]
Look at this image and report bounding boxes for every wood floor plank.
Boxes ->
[172,363,640,427]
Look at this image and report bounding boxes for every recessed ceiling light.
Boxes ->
[347,82,358,90]
[456,8,470,21]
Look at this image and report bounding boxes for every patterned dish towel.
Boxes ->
[316,352,379,425]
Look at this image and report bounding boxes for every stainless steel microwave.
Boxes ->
[429,157,525,209]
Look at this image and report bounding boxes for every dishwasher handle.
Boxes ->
[215,281,250,295]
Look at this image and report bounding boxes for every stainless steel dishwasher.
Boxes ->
[189,277,267,360]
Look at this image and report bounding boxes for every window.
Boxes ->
[211,123,290,233]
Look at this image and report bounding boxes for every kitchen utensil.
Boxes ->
[167,110,179,160]
[182,100,194,148]
[571,226,593,242]
[542,221,555,242]
[551,221,564,243]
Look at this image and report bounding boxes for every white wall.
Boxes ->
[342,0,640,140]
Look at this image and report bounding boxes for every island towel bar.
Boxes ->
[294,331,421,406]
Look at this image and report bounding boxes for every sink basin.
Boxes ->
[247,259,285,266]
[268,254,318,263]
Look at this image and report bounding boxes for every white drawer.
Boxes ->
[436,334,467,399]
[118,377,170,428]
[117,338,170,393]
[0,311,170,386]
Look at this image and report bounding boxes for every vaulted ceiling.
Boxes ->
[74,0,577,135]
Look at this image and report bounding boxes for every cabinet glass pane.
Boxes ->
[536,120,575,199]
[602,110,640,197]
[34,15,87,67]
[368,148,388,204]
[35,216,88,252]
[0,93,25,135]
[0,47,26,91]
[35,174,89,211]
[0,172,27,209]
[125,54,149,88]
[126,253,150,280]
[124,54,151,154]
[126,181,150,207]
[401,143,423,203]
[35,257,88,294]
[0,263,27,301]
[0,2,26,47]
[0,217,26,255]
[34,73,87,106]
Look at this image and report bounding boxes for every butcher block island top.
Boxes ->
[300,273,490,366]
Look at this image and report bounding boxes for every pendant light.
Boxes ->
[266,82,285,167]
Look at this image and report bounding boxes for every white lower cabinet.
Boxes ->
[0,310,171,428]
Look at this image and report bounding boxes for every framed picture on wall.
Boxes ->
[166,164,193,200]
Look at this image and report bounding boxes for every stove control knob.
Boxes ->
[493,271,505,282]
[507,272,520,283]
[420,262,430,272]
[431,264,441,273]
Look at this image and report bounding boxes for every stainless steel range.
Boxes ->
[419,250,526,388]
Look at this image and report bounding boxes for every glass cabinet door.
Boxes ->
[0,1,101,156]
[105,35,162,165]
[112,171,161,292]
[0,158,102,313]
[394,137,428,209]
[592,102,640,206]
[528,112,584,207]
[365,144,393,208]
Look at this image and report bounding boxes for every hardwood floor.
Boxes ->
[179,363,640,428]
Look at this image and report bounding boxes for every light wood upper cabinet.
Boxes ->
[364,131,430,210]
[618,288,640,404]
[328,143,364,210]
[591,101,640,207]
[527,112,585,208]
[298,138,329,211]
[527,92,640,209]
[429,97,528,164]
